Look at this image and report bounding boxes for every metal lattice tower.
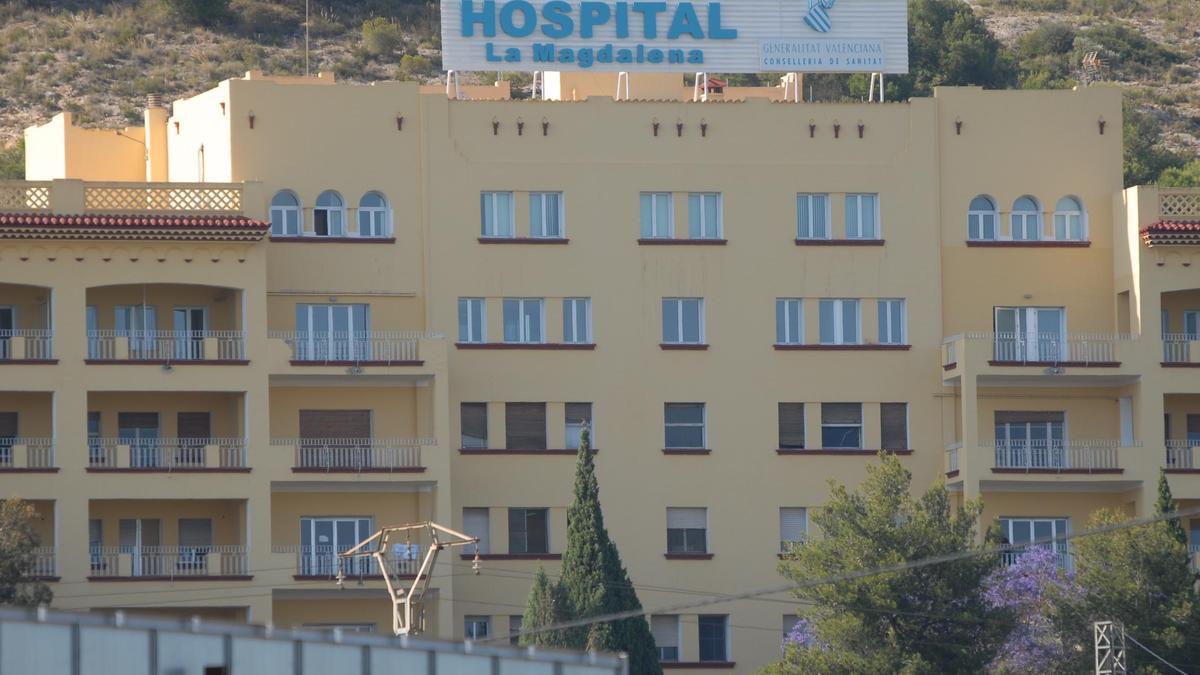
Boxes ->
[1095,621,1128,674]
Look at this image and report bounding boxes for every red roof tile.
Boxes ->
[0,212,269,242]
[0,213,269,229]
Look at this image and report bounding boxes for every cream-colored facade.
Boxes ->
[2,70,1199,673]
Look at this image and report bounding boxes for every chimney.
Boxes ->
[144,94,169,182]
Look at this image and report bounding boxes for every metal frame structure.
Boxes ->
[337,521,479,636]
[1094,621,1127,674]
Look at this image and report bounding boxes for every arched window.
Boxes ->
[967,196,997,241]
[1010,196,1041,241]
[269,190,301,237]
[314,191,345,237]
[357,192,391,238]
[1053,196,1085,241]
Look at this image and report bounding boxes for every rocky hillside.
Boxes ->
[0,0,1197,160]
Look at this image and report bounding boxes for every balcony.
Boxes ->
[269,331,427,366]
[89,545,249,579]
[1162,335,1200,367]
[944,442,961,477]
[989,440,1122,473]
[273,544,420,580]
[87,438,247,472]
[942,333,1135,386]
[0,330,54,362]
[999,544,1070,568]
[87,331,246,362]
[1165,441,1200,473]
[30,547,57,579]
[274,438,428,473]
[0,437,56,472]
[984,332,1123,366]
[0,283,55,364]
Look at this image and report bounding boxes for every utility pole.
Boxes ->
[1094,621,1128,674]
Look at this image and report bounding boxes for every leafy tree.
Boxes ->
[520,566,572,648]
[362,17,404,57]
[160,0,229,26]
[1123,97,1187,187]
[1158,160,1200,188]
[0,140,23,180]
[1061,509,1200,673]
[1155,469,1188,546]
[767,454,1008,674]
[982,546,1083,674]
[519,427,660,673]
[0,497,53,607]
[889,0,1017,99]
[1012,22,1077,89]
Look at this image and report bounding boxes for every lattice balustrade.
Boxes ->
[0,184,51,211]
[84,185,242,214]
[1160,191,1200,218]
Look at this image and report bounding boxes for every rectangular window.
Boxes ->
[994,411,1067,469]
[998,517,1069,560]
[698,615,728,662]
[462,508,490,554]
[562,298,592,344]
[506,402,547,450]
[481,191,515,238]
[665,403,706,448]
[687,192,722,239]
[881,403,909,450]
[818,299,860,345]
[503,298,544,344]
[509,616,523,646]
[776,298,803,345]
[666,507,708,554]
[779,507,808,551]
[796,193,830,239]
[508,508,549,554]
[845,194,879,239]
[778,403,805,449]
[640,192,674,238]
[458,298,486,343]
[651,615,680,662]
[530,192,564,238]
[565,402,593,450]
[294,303,370,361]
[465,616,490,640]
[461,403,488,449]
[821,403,863,449]
[299,517,373,576]
[662,298,705,344]
[994,307,1066,362]
[877,299,906,345]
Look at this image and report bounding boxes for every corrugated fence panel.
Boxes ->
[157,632,226,674]
[232,637,293,673]
[501,659,556,675]
[436,652,493,674]
[1,622,72,675]
[302,641,363,672]
[81,627,150,675]
[370,646,431,674]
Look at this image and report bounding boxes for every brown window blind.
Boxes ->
[0,412,16,438]
[506,403,547,449]
[118,412,159,431]
[1188,414,1200,435]
[177,412,211,439]
[821,403,862,425]
[778,403,805,449]
[461,403,488,448]
[565,403,592,427]
[881,403,908,450]
[299,410,371,439]
[994,411,1065,425]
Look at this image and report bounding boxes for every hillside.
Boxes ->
[0,0,1198,175]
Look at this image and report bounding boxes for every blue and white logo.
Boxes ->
[803,0,835,32]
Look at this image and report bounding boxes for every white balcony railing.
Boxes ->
[1166,440,1200,470]
[269,331,427,363]
[88,438,246,470]
[999,543,1071,568]
[272,438,429,471]
[966,332,1126,365]
[0,438,55,469]
[0,330,54,360]
[989,440,1121,471]
[30,547,56,577]
[272,544,421,578]
[89,545,248,577]
[1162,334,1198,364]
[945,442,961,474]
[86,331,246,361]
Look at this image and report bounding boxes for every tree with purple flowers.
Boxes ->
[982,546,1082,673]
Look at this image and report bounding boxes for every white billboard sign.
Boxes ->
[441,0,908,73]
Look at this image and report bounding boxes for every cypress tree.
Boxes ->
[1155,469,1188,546]
[520,566,571,648]
[558,425,662,675]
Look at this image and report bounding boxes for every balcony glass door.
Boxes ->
[118,518,162,576]
[86,306,99,358]
[115,305,157,358]
[119,412,160,468]
[295,304,370,361]
[994,307,1065,362]
[0,307,13,359]
[999,517,1069,563]
[300,517,373,576]
[173,306,207,360]
[995,412,1065,468]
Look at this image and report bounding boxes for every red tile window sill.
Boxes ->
[966,240,1090,248]
[89,575,253,582]
[478,237,569,245]
[776,448,913,456]
[460,553,562,561]
[662,663,736,669]
[459,448,596,455]
[774,344,910,351]
[638,238,727,246]
[991,467,1123,474]
[0,359,58,365]
[660,344,708,350]
[86,359,249,366]
[987,360,1120,368]
[289,360,424,366]
[455,343,595,350]
[293,575,413,581]
[0,468,59,473]
[794,238,884,246]
[86,467,251,473]
[271,237,396,244]
[290,467,425,473]
[663,553,714,560]
[663,448,712,455]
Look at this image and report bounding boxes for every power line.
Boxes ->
[497,505,1200,645]
[1125,631,1189,675]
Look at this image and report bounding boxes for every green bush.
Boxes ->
[1074,20,1180,80]
[159,0,229,26]
[362,17,403,57]
[230,0,301,37]
[395,53,438,80]
[0,139,23,180]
